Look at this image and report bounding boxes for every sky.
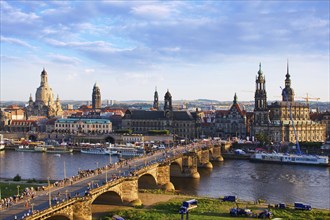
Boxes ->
[1,1,329,102]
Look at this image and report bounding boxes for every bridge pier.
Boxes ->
[157,164,175,191]
[210,144,224,162]
[177,152,200,179]
[197,148,213,169]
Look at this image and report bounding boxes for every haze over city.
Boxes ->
[1,1,329,102]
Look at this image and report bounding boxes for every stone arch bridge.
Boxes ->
[25,144,223,220]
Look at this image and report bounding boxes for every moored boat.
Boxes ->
[34,145,47,152]
[0,134,5,151]
[250,152,329,166]
[81,148,110,155]
[45,146,73,154]
[110,145,145,158]
[15,145,34,152]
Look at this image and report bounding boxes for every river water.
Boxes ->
[0,151,329,209]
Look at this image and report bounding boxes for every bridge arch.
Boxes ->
[138,173,158,189]
[170,161,182,176]
[92,190,123,205]
[46,215,70,220]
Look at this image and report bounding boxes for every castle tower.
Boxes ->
[281,61,295,102]
[254,63,267,111]
[92,82,101,109]
[164,89,172,111]
[153,87,159,110]
[254,63,269,125]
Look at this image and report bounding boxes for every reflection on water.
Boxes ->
[0,151,329,209]
[171,160,329,209]
[0,150,118,180]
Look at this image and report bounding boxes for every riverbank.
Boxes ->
[96,192,330,220]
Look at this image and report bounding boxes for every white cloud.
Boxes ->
[47,54,81,65]
[131,4,172,19]
[67,72,78,80]
[0,36,36,49]
[84,69,95,74]
[0,1,39,23]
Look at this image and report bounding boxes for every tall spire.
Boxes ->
[153,86,159,110]
[258,62,263,75]
[233,93,237,104]
[286,59,290,77]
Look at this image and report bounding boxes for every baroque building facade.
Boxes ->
[215,93,248,139]
[25,68,63,118]
[54,118,112,134]
[122,90,202,139]
[252,63,326,143]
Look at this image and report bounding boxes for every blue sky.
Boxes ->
[1,1,329,102]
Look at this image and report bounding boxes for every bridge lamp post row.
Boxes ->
[48,177,51,207]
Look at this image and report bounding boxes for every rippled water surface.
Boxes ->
[1,151,329,209]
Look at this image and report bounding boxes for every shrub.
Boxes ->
[13,174,21,181]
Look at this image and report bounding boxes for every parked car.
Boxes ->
[275,203,286,209]
[294,202,312,211]
[258,210,272,219]
[229,208,252,217]
[223,195,237,202]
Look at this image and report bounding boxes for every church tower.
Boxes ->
[281,61,295,102]
[254,63,267,111]
[164,89,172,111]
[153,87,159,110]
[92,82,101,109]
[254,63,269,125]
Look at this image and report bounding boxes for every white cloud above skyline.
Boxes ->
[0,1,329,102]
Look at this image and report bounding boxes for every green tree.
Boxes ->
[13,174,21,181]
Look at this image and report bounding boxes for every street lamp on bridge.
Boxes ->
[47,177,51,207]
[16,185,20,196]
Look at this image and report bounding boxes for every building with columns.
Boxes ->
[252,63,326,143]
[25,68,63,118]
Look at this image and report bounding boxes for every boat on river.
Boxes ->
[110,144,145,158]
[81,148,110,155]
[45,146,73,154]
[0,134,5,151]
[250,152,329,166]
[15,145,34,152]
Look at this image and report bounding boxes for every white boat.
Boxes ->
[250,152,329,166]
[15,145,35,152]
[34,145,47,152]
[45,145,73,154]
[0,134,5,151]
[81,148,110,155]
[110,145,145,158]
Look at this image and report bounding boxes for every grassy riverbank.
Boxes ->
[99,193,330,220]
[0,179,46,198]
